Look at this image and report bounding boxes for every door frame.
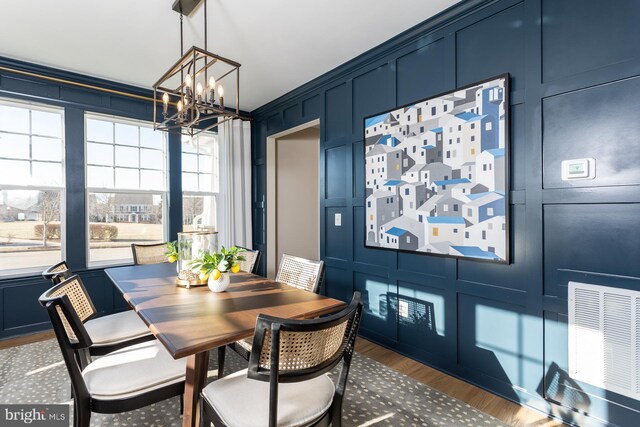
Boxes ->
[266,119,320,278]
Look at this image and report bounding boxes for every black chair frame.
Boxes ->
[42,263,154,359]
[202,292,363,427]
[217,257,326,378]
[39,276,185,427]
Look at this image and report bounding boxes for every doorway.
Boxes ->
[266,120,320,278]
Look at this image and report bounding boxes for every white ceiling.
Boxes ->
[0,0,460,111]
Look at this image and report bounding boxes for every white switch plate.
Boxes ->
[561,158,596,181]
[334,213,342,226]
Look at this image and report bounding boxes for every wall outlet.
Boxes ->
[334,213,341,226]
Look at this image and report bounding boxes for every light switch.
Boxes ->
[334,213,342,226]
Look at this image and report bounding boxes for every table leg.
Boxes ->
[182,351,209,427]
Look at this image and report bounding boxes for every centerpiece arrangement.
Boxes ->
[189,246,246,292]
[165,230,218,287]
[166,241,245,292]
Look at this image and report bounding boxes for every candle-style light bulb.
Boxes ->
[184,74,193,88]
[208,76,216,105]
[196,82,204,103]
[177,100,183,112]
[218,85,224,108]
[162,92,169,116]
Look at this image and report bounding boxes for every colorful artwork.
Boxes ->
[364,75,509,263]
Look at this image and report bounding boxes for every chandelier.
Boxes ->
[153,0,240,136]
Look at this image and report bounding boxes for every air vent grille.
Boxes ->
[569,281,639,400]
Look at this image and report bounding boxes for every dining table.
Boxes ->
[105,262,345,427]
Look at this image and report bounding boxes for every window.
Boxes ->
[406,236,410,244]
[0,99,64,274]
[471,123,475,129]
[432,227,439,237]
[487,207,494,216]
[182,133,218,231]
[482,230,487,240]
[431,107,436,115]
[85,114,167,265]
[486,121,492,131]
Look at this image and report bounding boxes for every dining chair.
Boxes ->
[42,260,73,284]
[238,247,261,274]
[41,263,153,360]
[201,292,363,427]
[131,242,169,265]
[39,275,186,427]
[276,253,325,293]
[217,253,325,378]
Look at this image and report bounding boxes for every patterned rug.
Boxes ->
[0,339,507,426]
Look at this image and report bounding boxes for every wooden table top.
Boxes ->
[105,263,345,359]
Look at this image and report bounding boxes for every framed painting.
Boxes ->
[363,74,510,263]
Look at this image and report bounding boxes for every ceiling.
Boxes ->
[0,0,460,111]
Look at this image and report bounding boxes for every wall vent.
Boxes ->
[569,281,639,400]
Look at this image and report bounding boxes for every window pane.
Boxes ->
[140,127,163,149]
[32,162,63,187]
[115,123,138,146]
[0,189,62,272]
[181,136,198,153]
[199,173,212,192]
[32,110,62,137]
[183,194,216,231]
[183,172,198,192]
[141,170,164,191]
[115,145,139,168]
[140,148,163,170]
[115,168,139,189]
[0,134,30,159]
[0,105,29,134]
[32,137,62,162]
[198,155,212,173]
[87,166,114,188]
[0,159,30,184]
[182,153,198,172]
[86,119,113,143]
[87,142,114,166]
[88,192,164,264]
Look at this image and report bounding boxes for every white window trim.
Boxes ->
[84,113,169,268]
[0,98,66,277]
[181,132,219,231]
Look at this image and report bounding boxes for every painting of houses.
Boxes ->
[364,74,509,263]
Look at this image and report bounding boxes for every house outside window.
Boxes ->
[0,99,65,275]
[85,114,167,266]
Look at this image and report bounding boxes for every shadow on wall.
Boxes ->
[537,362,591,425]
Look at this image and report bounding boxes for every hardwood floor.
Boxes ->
[1,331,563,426]
[355,338,565,427]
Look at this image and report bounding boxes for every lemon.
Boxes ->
[198,271,209,281]
[168,255,177,263]
[231,264,240,274]
[212,269,221,280]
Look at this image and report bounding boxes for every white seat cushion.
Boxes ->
[202,369,334,427]
[83,341,186,399]
[85,310,151,345]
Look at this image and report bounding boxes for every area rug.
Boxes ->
[0,339,507,426]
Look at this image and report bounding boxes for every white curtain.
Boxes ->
[216,119,252,249]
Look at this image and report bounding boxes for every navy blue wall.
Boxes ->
[250,0,640,425]
[0,57,184,339]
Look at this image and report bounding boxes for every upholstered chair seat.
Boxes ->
[84,311,154,347]
[202,369,334,427]
[83,340,186,400]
